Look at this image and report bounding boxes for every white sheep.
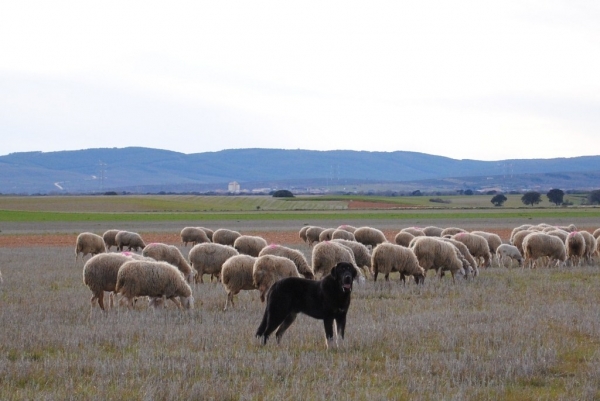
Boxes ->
[311,241,363,281]
[233,235,268,257]
[318,228,336,242]
[75,232,106,262]
[394,231,415,247]
[451,232,492,268]
[440,227,467,237]
[331,229,356,241]
[82,252,141,311]
[565,231,586,266]
[401,227,425,237]
[593,228,600,240]
[371,242,425,284]
[115,231,146,252]
[509,224,534,244]
[180,227,211,247]
[142,242,195,283]
[212,228,242,246]
[422,226,444,237]
[439,237,479,277]
[511,229,535,257]
[306,226,326,246]
[354,226,387,249]
[221,254,258,310]
[522,232,567,268]
[188,242,239,283]
[495,244,523,267]
[102,229,121,251]
[580,230,597,264]
[252,254,301,302]
[336,224,357,233]
[299,226,311,243]
[546,229,568,243]
[115,260,194,309]
[258,244,315,279]
[331,239,372,278]
[198,227,214,241]
[410,237,466,283]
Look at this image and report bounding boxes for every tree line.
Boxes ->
[491,189,600,207]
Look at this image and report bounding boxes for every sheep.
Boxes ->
[451,232,492,268]
[311,241,363,281]
[557,224,578,232]
[401,227,425,237]
[258,244,315,279]
[422,226,444,237]
[233,235,268,257]
[83,253,139,311]
[593,228,600,240]
[410,237,466,283]
[495,244,523,267]
[212,228,242,246]
[115,260,194,309]
[439,237,479,277]
[522,232,567,268]
[331,229,356,241]
[354,226,387,249]
[180,227,211,247]
[142,242,195,283]
[198,227,214,241]
[75,232,106,262]
[299,226,311,243]
[337,224,357,233]
[331,239,372,277]
[102,229,121,251]
[510,224,534,243]
[319,228,336,242]
[440,227,467,237]
[221,254,257,310]
[371,243,425,284]
[511,229,535,256]
[306,226,326,246]
[115,231,146,252]
[394,231,415,247]
[565,231,586,266]
[188,243,239,283]
[546,229,569,243]
[252,254,301,302]
[579,230,597,264]
[471,230,503,264]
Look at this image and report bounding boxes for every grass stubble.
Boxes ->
[1,245,600,400]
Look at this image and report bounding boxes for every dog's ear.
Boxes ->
[330,265,338,277]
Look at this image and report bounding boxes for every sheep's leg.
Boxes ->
[168,297,183,309]
[224,292,234,311]
[97,291,105,311]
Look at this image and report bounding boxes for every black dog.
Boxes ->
[256,262,357,348]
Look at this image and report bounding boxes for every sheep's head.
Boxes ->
[180,295,194,309]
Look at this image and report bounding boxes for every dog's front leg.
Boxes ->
[323,318,337,349]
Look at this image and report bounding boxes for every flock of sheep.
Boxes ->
[77,223,600,313]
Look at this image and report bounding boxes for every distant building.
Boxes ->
[228,181,240,193]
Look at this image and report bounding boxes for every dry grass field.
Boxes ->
[1,217,600,400]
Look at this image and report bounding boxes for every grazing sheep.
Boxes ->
[318,228,336,242]
[212,228,242,246]
[410,237,466,283]
[115,260,194,309]
[510,224,534,243]
[422,226,444,237]
[451,232,492,268]
[198,227,214,241]
[371,243,425,284]
[394,231,415,247]
[440,237,479,277]
[331,239,372,277]
[299,226,311,243]
[252,254,301,302]
[495,244,523,267]
[311,241,363,281]
[221,255,258,310]
[579,231,597,264]
[546,229,569,243]
[306,226,326,246]
[522,232,567,268]
[354,226,387,249]
[331,229,356,241]
[258,244,315,280]
[557,224,578,232]
[511,229,535,256]
[188,243,239,283]
[180,227,211,247]
[337,224,357,233]
[75,232,106,262]
[83,253,138,311]
[471,230,503,264]
[440,227,467,237]
[233,235,268,257]
[401,227,425,237]
[565,231,586,266]
[115,231,146,252]
[593,228,600,240]
[142,242,195,283]
[102,229,121,251]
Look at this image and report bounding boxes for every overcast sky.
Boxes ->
[1,1,599,161]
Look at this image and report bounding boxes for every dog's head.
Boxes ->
[331,262,357,293]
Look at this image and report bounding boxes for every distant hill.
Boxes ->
[0,147,599,194]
